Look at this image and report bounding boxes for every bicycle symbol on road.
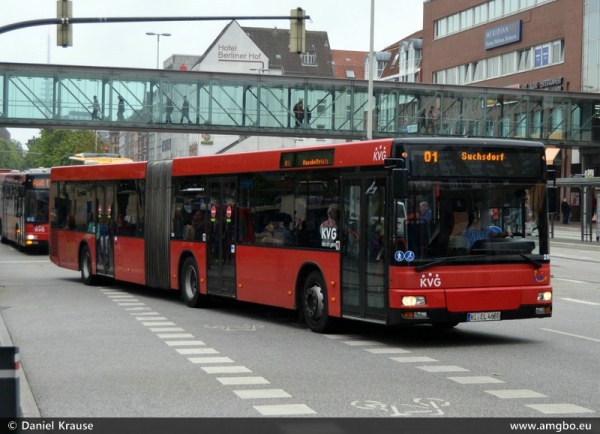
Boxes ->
[351,398,450,416]
[204,324,265,332]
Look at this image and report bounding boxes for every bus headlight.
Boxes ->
[26,235,38,240]
[537,292,552,301]
[402,296,426,306]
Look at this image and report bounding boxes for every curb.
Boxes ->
[0,312,41,418]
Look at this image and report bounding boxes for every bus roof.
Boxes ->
[68,153,134,165]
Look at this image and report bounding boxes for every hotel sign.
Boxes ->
[485,20,522,50]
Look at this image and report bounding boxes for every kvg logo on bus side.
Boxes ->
[420,273,441,288]
[373,145,386,162]
[320,226,337,248]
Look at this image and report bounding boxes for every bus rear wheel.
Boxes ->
[181,257,207,308]
[303,271,333,333]
[80,245,97,286]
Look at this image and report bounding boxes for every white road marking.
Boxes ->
[322,335,360,339]
[111,294,317,416]
[342,340,383,346]
[525,403,594,414]
[164,340,206,346]
[253,404,316,416]
[485,389,547,399]
[390,357,438,363]
[175,348,218,355]
[234,389,291,399]
[217,377,270,385]
[156,333,195,338]
[447,376,505,384]
[418,366,469,373]
[364,348,411,354]
[149,327,186,332]
[559,297,600,305]
[141,321,176,326]
[542,328,600,342]
[202,366,252,374]
[553,278,586,283]
[188,357,234,364]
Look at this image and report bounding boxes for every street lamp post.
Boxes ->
[146,32,170,162]
[146,32,171,69]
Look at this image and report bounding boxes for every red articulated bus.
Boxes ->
[0,168,51,250]
[49,137,552,332]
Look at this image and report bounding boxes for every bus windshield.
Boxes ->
[395,179,548,265]
[26,189,50,223]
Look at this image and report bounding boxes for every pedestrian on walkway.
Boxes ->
[165,95,174,123]
[293,99,304,127]
[180,96,192,124]
[561,197,571,224]
[117,96,126,121]
[91,96,101,120]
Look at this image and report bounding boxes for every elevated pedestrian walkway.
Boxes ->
[1,62,600,143]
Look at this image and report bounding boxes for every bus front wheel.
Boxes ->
[180,257,207,308]
[80,245,97,285]
[302,271,333,333]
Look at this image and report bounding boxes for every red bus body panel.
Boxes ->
[168,243,340,315]
[51,162,147,181]
[171,139,393,176]
[55,230,83,271]
[114,236,146,285]
[24,223,49,244]
[235,246,340,315]
[389,263,551,311]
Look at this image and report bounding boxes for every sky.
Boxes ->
[1,0,424,146]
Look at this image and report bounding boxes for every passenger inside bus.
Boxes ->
[255,223,283,245]
[63,214,75,230]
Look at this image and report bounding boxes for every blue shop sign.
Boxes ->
[484,20,521,50]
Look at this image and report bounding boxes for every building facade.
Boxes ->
[420,0,596,217]
[124,21,341,161]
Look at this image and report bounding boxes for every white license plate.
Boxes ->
[467,311,501,322]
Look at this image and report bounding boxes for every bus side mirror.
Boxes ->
[18,186,25,197]
[392,168,408,199]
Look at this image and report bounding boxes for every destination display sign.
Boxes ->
[27,178,50,189]
[407,145,544,178]
[280,149,335,168]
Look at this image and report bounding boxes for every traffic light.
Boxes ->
[104,145,109,153]
[289,8,306,54]
[56,0,73,47]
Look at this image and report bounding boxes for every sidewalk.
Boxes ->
[549,220,600,251]
[0,312,41,418]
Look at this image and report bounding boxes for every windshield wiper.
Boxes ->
[415,255,487,272]
[516,252,542,269]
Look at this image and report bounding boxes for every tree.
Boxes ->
[23,129,98,168]
[0,138,24,170]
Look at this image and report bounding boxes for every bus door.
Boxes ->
[206,178,237,298]
[340,175,387,322]
[96,183,115,277]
